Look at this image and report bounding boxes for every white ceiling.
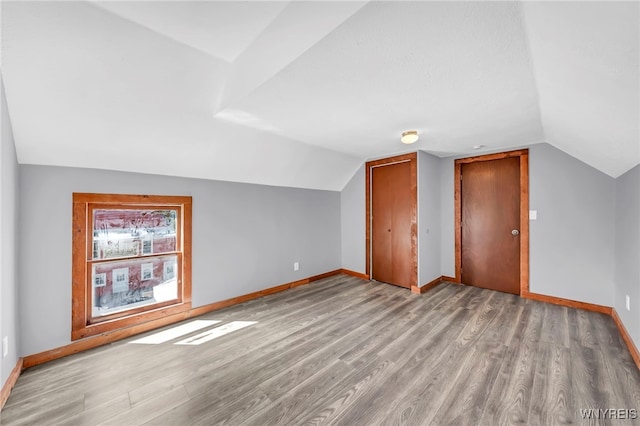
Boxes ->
[1,1,638,191]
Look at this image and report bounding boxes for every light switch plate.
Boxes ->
[2,336,8,358]
[627,295,631,311]
[529,210,538,220]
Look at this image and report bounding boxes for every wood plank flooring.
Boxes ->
[2,275,639,425]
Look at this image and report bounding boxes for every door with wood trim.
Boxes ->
[366,153,417,289]
[455,150,529,295]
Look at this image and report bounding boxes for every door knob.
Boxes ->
[512,229,520,236]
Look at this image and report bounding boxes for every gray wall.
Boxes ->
[441,143,616,306]
[1,74,20,387]
[529,144,615,305]
[418,151,442,285]
[19,165,341,356]
[614,165,640,348]
[340,165,365,274]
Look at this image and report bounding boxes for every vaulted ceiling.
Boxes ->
[1,1,638,191]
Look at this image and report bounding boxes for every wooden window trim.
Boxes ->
[454,149,529,295]
[72,193,192,341]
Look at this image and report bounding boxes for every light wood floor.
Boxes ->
[2,275,640,425]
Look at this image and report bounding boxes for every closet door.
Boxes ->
[368,154,417,288]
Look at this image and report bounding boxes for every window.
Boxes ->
[72,193,192,340]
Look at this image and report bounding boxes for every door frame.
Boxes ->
[365,152,418,287]
[454,149,529,295]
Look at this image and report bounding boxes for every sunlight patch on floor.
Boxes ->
[175,321,257,345]
[130,320,220,344]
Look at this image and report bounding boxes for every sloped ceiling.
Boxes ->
[1,1,638,191]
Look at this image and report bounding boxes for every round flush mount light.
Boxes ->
[473,144,485,150]
[401,130,419,144]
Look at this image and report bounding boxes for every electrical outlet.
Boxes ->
[293,262,299,272]
[626,295,631,311]
[2,336,8,358]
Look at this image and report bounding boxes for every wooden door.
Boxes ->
[370,160,414,288]
[460,156,521,294]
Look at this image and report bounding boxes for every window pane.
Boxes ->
[91,255,179,318]
[92,209,177,259]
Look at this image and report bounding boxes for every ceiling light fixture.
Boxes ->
[473,144,485,150]
[401,130,419,144]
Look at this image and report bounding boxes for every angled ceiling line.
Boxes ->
[214,1,370,114]
[513,0,547,148]
[88,1,232,65]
